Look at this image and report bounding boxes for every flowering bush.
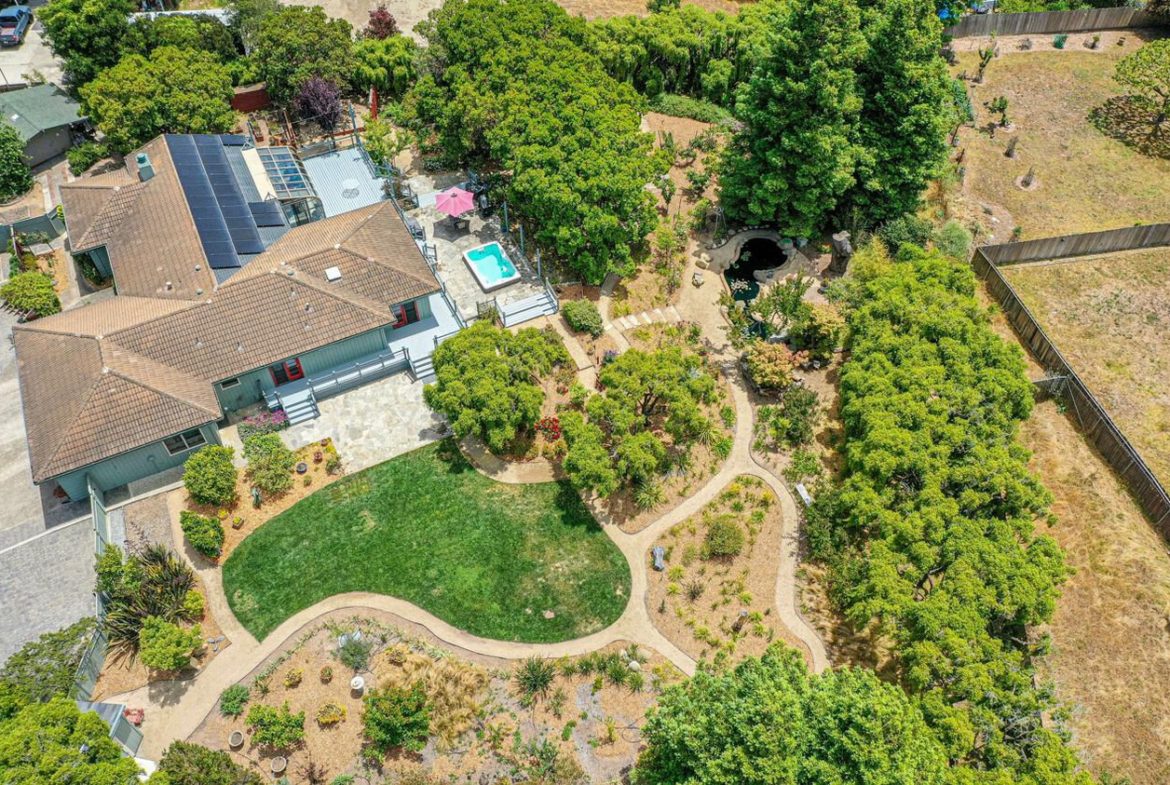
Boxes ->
[536,416,562,441]
[238,410,289,440]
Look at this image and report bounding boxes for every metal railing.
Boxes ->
[73,476,113,701]
[308,347,409,400]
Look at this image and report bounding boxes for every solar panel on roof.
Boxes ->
[248,200,286,227]
[220,134,248,146]
[194,136,265,255]
[169,135,241,270]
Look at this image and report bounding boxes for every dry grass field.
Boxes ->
[1003,248,1170,488]
[1023,401,1170,785]
[952,36,1170,239]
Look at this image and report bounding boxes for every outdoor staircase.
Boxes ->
[265,381,320,425]
[409,353,436,383]
[500,289,559,328]
[610,305,683,331]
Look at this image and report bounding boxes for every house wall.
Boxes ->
[55,423,221,500]
[88,247,113,279]
[26,128,72,169]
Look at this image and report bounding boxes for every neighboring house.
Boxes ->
[15,133,460,501]
[0,84,85,168]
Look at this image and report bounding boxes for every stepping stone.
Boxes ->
[638,312,653,325]
[651,308,666,322]
[666,306,682,321]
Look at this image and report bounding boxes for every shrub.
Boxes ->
[157,740,263,785]
[515,657,557,703]
[243,433,295,495]
[704,517,745,558]
[648,93,733,124]
[183,446,237,506]
[220,684,251,717]
[320,666,333,683]
[101,545,197,647]
[179,510,225,559]
[1,272,59,316]
[877,214,932,251]
[284,668,303,688]
[316,701,346,726]
[237,411,289,440]
[744,343,798,392]
[933,219,972,260]
[138,616,201,671]
[0,119,31,201]
[182,590,205,619]
[362,683,430,755]
[788,304,843,363]
[756,385,820,449]
[66,141,109,176]
[1053,33,1068,49]
[562,299,603,337]
[337,635,373,671]
[246,702,305,750]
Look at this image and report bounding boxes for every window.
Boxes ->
[163,428,207,455]
[220,377,241,389]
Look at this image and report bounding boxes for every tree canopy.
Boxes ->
[406,0,665,283]
[1113,39,1170,138]
[0,618,94,705]
[123,14,241,63]
[39,0,137,88]
[423,321,571,452]
[0,120,32,202]
[353,35,419,100]
[634,646,948,785]
[252,6,355,105]
[81,46,236,154]
[0,696,143,784]
[806,244,1090,784]
[152,741,263,785]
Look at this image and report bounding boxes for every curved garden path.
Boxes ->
[109,309,828,761]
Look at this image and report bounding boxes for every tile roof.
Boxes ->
[17,188,441,483]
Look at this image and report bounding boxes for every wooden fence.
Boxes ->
[972,243,1170,534]
[982,223,1170,266]
[947,7,1157,37]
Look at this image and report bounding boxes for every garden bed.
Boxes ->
[190,611,682,784]
[646,476,811,666]
[222,440,630,642]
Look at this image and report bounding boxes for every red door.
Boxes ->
[270,359,304,386]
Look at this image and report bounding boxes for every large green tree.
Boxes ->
[0,618,94,705]
[1114,39,1170,139]
[807,244,1090,783]
[124,14,242,63]
[39,0,137,88]
[81,46,236,154]
[424,321,571,452]
[846,0,951,226]
[718,0,866,237]
[408,0,665,283]
[0,120,32,201]
[352,35,419,100]
[634,646,948,785]
[0,696,143,784]
[252,6,355,105]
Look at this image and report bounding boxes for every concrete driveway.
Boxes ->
[0,6,64,88]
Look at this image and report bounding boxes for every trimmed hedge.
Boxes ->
[183,445,237,506]
[180,510,225,559]
[561,299,604,337]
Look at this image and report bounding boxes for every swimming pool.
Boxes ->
[463,242,520,292]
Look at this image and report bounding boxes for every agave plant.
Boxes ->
[514,656,556,703]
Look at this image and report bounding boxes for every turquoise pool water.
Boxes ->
[464,242,519,289]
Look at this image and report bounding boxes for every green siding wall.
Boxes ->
[215,368,270,412]
[89,247,112,278]
[298,328,388,377]
[56,423,221,500]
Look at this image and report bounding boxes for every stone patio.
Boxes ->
[278,372,448,473]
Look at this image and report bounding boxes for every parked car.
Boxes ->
[0,6,32,47]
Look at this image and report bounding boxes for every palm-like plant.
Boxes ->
[102,544,196,648]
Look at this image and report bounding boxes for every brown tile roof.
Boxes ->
[13,329,221,482]
[59,137,217,301]
[16,193,442,483]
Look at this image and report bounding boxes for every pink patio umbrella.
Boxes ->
[434,186,475,219]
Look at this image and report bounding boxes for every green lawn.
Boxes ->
[222,440,630,642]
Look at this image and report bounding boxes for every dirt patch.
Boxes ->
[1002,248,1170,488]
[646,476,813,667]
[1023,401,1170,785]
[191,612,682,784]
[950,38,1170,239]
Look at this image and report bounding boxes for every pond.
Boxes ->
[724,237,788,304]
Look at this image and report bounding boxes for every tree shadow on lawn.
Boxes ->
[1089,96,1170,159]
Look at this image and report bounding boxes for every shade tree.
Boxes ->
[252,6,355,105]
[39,0,137,88]
[1114,39,1170,139]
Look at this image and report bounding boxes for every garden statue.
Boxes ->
[829,231,853,275]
